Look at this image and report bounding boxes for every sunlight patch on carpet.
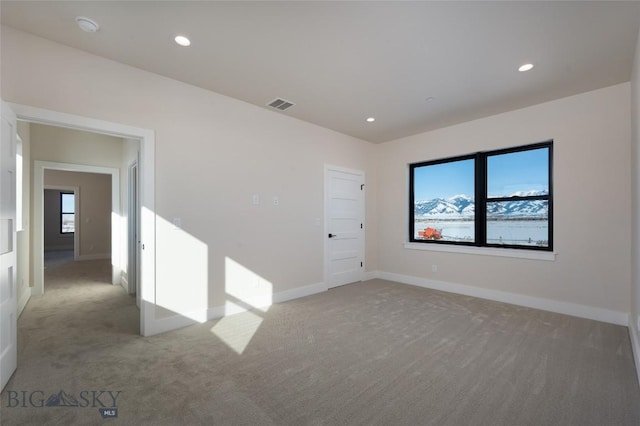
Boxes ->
[211,308,263,354]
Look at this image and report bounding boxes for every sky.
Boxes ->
[414,158,474,201]
[61,193,75,212]
[413,147,549,201]
[487,148,549,197]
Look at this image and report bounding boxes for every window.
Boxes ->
[60,192,75,234]
[410,141,552,251]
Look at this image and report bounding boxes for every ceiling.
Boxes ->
[2,1,640,144]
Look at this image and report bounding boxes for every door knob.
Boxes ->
[328,233,336,238]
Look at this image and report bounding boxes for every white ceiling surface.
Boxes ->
[2,1,640,144]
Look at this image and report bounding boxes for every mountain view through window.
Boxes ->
[411,142,552,249]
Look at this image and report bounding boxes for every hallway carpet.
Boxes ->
[1,259,639,425]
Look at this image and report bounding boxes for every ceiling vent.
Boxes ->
[267,98,295,111]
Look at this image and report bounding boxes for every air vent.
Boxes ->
[267,98,295,111]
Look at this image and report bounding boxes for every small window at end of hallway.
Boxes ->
[60,192,75,234]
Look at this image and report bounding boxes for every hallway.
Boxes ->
[36,251,138,337]
[3,254,138,421]
[23,252,138,350]
[1,255,138,424]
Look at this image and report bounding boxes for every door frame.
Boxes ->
[35,163,117,289]
[10,103,156,336]
[128,159,141,307]
[323,164,365,288]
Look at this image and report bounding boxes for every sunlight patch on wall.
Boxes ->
[209,257,274,354]
[155,215,208,322]
[210,310,263,354]
[140,206,155,304]
[119,212,128,280]
[224,256,273,313]
[111,211,124,273]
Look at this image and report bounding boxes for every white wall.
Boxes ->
[630,25,640,377]
[44,170,112,258]
[30,122,124,168]
[0,26,377,327]
[15,120,30,315]
[376,83,631,321]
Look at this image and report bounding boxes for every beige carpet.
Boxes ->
[1,257,639,425]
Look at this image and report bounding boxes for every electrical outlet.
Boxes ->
[432,264,438,273]
[273,196,279,205]
[252,194,260,205]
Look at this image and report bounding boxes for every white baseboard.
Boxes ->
[364,270,381,281]
[144,281,328,336]
[44,246,74,252]
[629,316,640,387]
[273,281,327,304]
[143,270,629,336]
[75,253,111,261]
[377,271,628,326]
[120,275,129,291]
[143,310,203,336]
[17,287,31,317]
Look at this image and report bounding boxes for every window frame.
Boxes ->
[60,192,75,235]
[409,140,553,252]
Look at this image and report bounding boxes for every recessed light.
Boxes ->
[518,63,534,72]
[425,96,435,102]
[75,16,99,33]
[174,35,191,47]
[366,117,376,123]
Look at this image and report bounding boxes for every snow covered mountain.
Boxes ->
[415,194,474,218]
[415,192,547,219]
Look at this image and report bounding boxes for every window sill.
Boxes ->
[403,242,556,261]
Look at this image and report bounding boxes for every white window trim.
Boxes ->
[404,241,557,261]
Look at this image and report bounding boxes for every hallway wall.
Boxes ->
[44,171,112,259]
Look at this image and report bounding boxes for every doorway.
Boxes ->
[34,161,120,294]
[10,102,156,336]
[43,187,78,261]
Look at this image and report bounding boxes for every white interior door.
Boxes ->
[325,166,364,288]
[128,160,140,308]
[0,101,18,391]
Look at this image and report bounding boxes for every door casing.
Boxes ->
[128,159,141,308]
[10,103,157,336]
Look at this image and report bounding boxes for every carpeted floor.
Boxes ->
[1,256,639,425]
